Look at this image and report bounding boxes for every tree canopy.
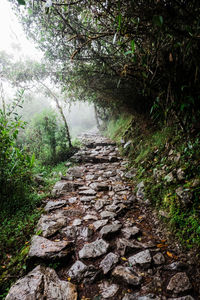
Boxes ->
[10,0,200,130]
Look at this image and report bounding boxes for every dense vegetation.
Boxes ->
[0,0,200,298]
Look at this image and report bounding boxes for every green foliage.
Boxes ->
[25,109,73,165]
[0,108,33,212]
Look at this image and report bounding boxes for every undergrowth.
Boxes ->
[106,113,200,249]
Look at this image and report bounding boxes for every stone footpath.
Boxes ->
[6,133,197,300]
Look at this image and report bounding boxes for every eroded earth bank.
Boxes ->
[6,133,199,300]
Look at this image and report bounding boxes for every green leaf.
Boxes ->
[17,0,26,5]
[131,40,135,52]
[118,14,122,31]
[124,50,132,55]
[152,15,163,27]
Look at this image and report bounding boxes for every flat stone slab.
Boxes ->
[153,252,165,265]
[80,196,96,202]
[121,226,140,239]
[29,235,72,260]
[52,180,79,196]
[122,294,160,300]
[79,239,109,259]
[167,272,192,294]
[79,189,97,196]
[128,250,152,268]
[93,219,108,230]
[37,211,68,237]
[5,265,77,300]
[112,266,142,286]
[44,200,67,212]
[83,214,98,221]
[100,252,119,274]
[100,211,116,219]
[117,238,143,256]
[100,224,122,239]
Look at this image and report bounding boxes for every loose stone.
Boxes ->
[99,281,119,298]
[68,260,88,282]
[93,219,109,230]
[112,266,142,286]
[44,200,67,212]
[28,235,72,260]
[5,265,77,300]
[167,272,192,294]
[128,250,152,268]
[100,211,116,219]
[79,238,109,259]
[121,226,140,239]
[153,252,165,265]
[100,224,122,239]
[36,212,68,237]
[100,252,119,274]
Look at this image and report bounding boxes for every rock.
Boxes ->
[79,239,109,259]
[117,238,143,256]
[90,182,110,191]
[112,266,142,286]
[100,211,116,219]
[67,166,83,178]
[177,168,185,181]
[100,252,119,274]
[93,219,108,230]
[176,187,192,206]
[5,265,77,300]
[80,196,96,202]
[95,199,106,210]
[62,226,77,240]
[164,172,174,183]
[100,224,122,239]
[52,180,78,196]
[106,203,127,215]
[137,181,145,189]
[164,261,189,271]
[167,272,192,294]
[28,235,72,260]
[83,214,98,221]
[79,189,97,196]
[153,252,165,265]
[121,226,140,239]
[68,260,88,282]
[80,226,94,240]
[34,174,45,185]
[159,210,170,218]
[124,140,132,149]
[44,200,67,212]
[122,294,159,300]
[168,296,195,300]
[36,212,68,237]
[61,174,73,181]
[68,197,77,204]
[99,281,119,298]
[128,250,152,268]
[72,218,82,226]
[85,174,95,180]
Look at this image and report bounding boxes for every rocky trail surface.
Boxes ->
[6,133,199,300]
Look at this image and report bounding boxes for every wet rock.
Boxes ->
[80,196,96,203]
[79,189,97,196]
[68,260,88,282]
[100,252,119,274]
[37,212,68,237]
[83,214,98,221]
[99,281,119,298]
[5,265,77,300]
[117,238,143,256]
[72,218,82,226]
[28,235,72,260]
[100,211,116,219]
[164,261,189,271]
[93,219,108,230]
[167,272,192,294]
[52,180,78,196]
[176,187,192,206]
[62,226,77,240]
[68,197,77,204]
[128,250,152,268]
[67,166,83,178]
[44,200,67,212]
[80,226,94,240]
[122,294,159,300]
[153,252,165,265]
[121,226,140,239]
[79,239,109,259]
[100,224,122,239]
[112,266,142,286]
[95,199,107,210]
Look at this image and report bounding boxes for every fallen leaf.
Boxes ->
[121,257,127,261]
[54,239,60,242]
[157,243,168,248]
[166,251,178,259]
[67,277,71,281]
